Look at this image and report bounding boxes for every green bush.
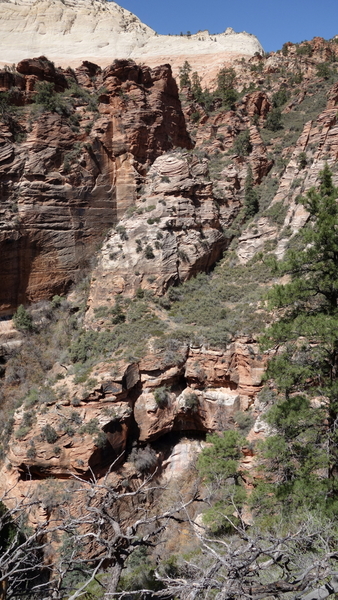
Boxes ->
[257,176,279,211]
[24,388,39,407]
[33,82,70,115]
[93,431,107,448]
[265,107,283,131]
[144,245,155,259]
[197,430,247,533]
[184,391,199,411]
[316,62,332,79]
[296,43,313,56]
[41,424,58,444]
[272,88,290,108]
[115,225,128,241]
[27,444,37,459]
[0,91,19,123]
[234,410,254,432]
[63,423,75,437]
[264,200,288,226]
[111,302,126,324]
[244,165,259,218]
[233,129,252,157]
[282,43,289,56]
[13,305,33,332]
[15,426,31,440]
[177,248,189,262]
[153,386,170,408]
[80,418,100,435]
[298,151,307,170]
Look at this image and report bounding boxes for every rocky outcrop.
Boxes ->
[86,152,226,312]
[240,91,271,122]
[237,86,338,263]
[0,59,192,315]
[194,98,273,182]
[16,57,69,92]
[0,0,264,85]
[1,336,265,489]
[135,339,266,442]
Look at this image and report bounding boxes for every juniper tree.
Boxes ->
[258,164,338,517]
[197,430,247,533]
[234,129,252,157]
[13,305,33,332]
[265,106,283,131]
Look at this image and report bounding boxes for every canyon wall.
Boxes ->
[0,57,192,315]
[1,34,338,516]
[0,0,264,85]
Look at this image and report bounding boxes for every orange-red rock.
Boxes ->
[0,59,192,315]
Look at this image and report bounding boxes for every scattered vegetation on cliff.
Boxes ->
[2,33,338,600]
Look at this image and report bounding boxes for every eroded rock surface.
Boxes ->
[1,336,265,493]
[0,58,192,314]
[86,152,227,311]
[237,89,338,263]
[0,0,264,86]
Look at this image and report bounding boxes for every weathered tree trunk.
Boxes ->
[0,578,7,600]
[103,561,123,599]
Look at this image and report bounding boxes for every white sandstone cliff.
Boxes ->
[0,0,264,80]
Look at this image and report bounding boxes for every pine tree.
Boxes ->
[215,67,238,109]
[258,165,338,517]
[197,430,247,533]
[178,61,192,90]
[191,71,203,102]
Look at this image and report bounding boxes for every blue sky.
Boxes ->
[114,0,338,53]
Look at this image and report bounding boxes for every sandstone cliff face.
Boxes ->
[2,34,338,517]
[237,94,338,263]
[0,0,264,85]
[0,0,154,65]
[1,335,265,497]
[0,58,192,315]
[86,152,227,312]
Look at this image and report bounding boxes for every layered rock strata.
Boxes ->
[1,336,265,493]
[86,152,227,311]
[0,0,264,82]
[237,96,338,263]
[0,57,192,314]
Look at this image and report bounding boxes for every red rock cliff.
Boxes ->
[0,57,192,315]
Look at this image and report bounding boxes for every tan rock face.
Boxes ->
[237,218,278,264]
[130,340,265,443]
[237,85,338,264]
[2,337,265,484]
[0,58,192,315]
[193,102,273,218]
[7,401,132,478]
[86,152,227,314]
[0,0,263,85]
